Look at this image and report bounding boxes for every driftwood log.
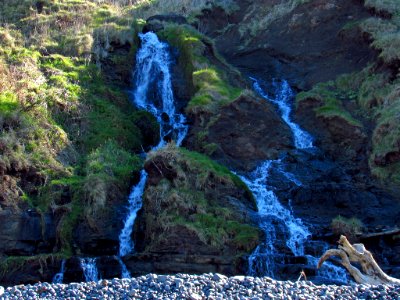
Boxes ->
[318,235,400,285]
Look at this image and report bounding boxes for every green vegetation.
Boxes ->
[189,68,242,112]
[126,0,238,21]
[175,213,259,251]
[0,254,65,280]
[361,1,400,64]
[0,0,253,267]
[144,144,260,253]
[364,0,400,16]
[297,66,400,183]
[158,24,243,114]
[0,0,161,258]
[178,147,254,203]
[298,1,400,185]
[331,215,363,242]
[296,77,363,127]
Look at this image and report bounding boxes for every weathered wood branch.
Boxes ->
[360,228,400,240]
[318,235,400,285]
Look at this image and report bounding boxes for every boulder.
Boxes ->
[184,93,293,172]
[129,145,261,274]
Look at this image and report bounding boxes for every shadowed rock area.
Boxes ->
[198,0,376,90]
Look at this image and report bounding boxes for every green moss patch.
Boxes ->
[158,24,243,114]
[174,212,259,251]
[178,147,255,203]
[296,80,363,127]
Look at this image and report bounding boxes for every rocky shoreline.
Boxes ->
[1,273,399,300]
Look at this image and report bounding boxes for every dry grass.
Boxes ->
[361,1,400,64]
[127,0,237,20]
[238,0,311,40]
[144,144,259,253]
[364,0,400,15]
[331,215,363,242]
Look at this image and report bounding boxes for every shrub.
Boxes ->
[127,0,238,20]
[331,216,363,242]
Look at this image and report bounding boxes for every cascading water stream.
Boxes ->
[241,160,310,277]
[131,31,188,148]
[80,258,99,282]
[117,32,188,278]
[52,259,66,284]
[250,77,313,149]
[246,77,348,283]
[119,170,148,258]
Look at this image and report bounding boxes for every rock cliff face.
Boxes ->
[199,0,376,90]
[1,0,400,285]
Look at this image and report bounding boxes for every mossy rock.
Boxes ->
[139,144,260,256]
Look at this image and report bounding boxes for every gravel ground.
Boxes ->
[1,273,399,299]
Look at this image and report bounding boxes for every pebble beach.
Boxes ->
[1,273,399,300]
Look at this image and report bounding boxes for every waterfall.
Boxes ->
[306,255,350,284]
[241,160,310,277]
[117,31,188,277]
[119,170,148,257]
[80,258,99,282]
[52,259,66,284]
[246,77,348,283]
[251,77,313,149]
[117,256,131,279]
[132,32,188,148]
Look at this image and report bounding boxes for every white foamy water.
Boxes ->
[52,259,66,284]
[251,77,313,149]
[132,32,188,148]
[241,160,310,277]
[80,258,99,282]
[118,32,189,277]
[117,256,131,279]
[119,170,148,257]
[244,77,348,283]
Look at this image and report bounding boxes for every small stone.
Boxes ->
[157,275,168,283]
[0,286,5,296]
[212,274,226,282]
[174,278,184,287]
[189,293,202,300]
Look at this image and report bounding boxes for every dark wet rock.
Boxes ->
[0,209,55,256]
[0,256,61,287]
[199,0,376,90]
[295,96,369,169]
[74,201,127,256]
[266,150,400,238]
[147,15,187,25]
[185,93,293,172]
[98,43,134,87]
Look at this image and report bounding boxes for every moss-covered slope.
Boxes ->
[127,144,260,274]
[0,0,160,265]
